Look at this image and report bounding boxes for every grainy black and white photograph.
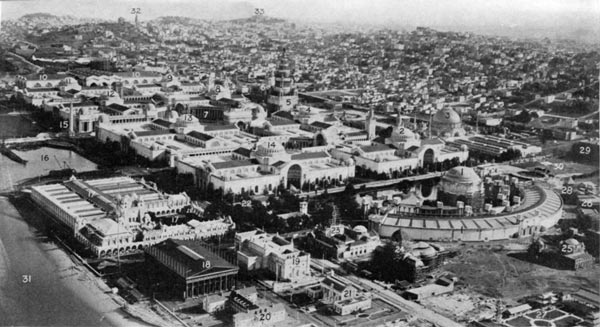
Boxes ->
[0,0,598,326]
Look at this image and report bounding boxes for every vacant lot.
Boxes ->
[444,247,600,302]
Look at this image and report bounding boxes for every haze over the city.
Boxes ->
[2,0,599,41]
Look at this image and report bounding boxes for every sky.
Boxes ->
[1,0,599,39]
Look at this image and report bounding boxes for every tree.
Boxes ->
[370,242,401,282]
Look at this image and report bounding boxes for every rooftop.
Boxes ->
[147,239,238,279]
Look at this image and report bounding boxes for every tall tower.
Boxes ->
[396,106,403,128]
[366,107,376,140]
[266,48,298,113]
[69,101,75,137]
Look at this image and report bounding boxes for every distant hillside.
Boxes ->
[229,16,287,25]
[17,12,104,25]
[151,16,207,25]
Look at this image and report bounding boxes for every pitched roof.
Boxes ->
[187,130,213,141]
[146,239,238,279]
[152,119,172,128]
[135,130,173,137]
[346,131,367,137]
[267,118,298,126]
[360,144,393,153]
[321,275,353,292]
[107,103,130,112]
[273,111,294,120]
[233,147,252,158]
[203,124,238,131]
[310,121,332,129]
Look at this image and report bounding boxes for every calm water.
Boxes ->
[0,114,43,138]
[0,147,98,192]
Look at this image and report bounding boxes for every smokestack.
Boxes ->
[69,101,74,136]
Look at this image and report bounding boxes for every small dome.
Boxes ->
[420,246,437,258]
[564,238,579,246]
[256,143,285,156]
[414,241,430,249]
[390,126,419,142]
[353,225,368,234]
[442,166,482,185]
[433,107,461,125]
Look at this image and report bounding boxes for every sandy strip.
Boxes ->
[38,238,156,327]
[0,226,10,287]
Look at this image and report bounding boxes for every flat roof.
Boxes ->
[212,159,258,170]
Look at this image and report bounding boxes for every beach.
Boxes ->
[0,196,155,327]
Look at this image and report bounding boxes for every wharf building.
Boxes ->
[305,225,381,262]
[31,176,235,257]
[370,166,563,242]
[145,239,238,300]
[235,230,311,283]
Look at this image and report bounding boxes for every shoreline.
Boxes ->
[38,236,153,327]
[0,195,174,327]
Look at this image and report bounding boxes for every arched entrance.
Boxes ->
[287,164,302,189]
[423,148,435,166]
[236,121,246,130]
[315,133,326,146]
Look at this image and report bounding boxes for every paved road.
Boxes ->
[344,275,464,327]
[310,258,463,327]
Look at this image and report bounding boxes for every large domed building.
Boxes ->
[431,107,465,138]
[437,166,483,209]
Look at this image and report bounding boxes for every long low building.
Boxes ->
[371,184,563,242]
[30,176,234,257]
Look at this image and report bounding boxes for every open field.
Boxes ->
[444,247,600,303]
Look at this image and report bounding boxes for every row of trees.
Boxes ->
[355,157,463,181]
[201,183,365,234]
[467,148,522,165]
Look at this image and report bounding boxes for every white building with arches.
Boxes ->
[331,138,468,176]
[176,142,355,195]
[31,176,234,257]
